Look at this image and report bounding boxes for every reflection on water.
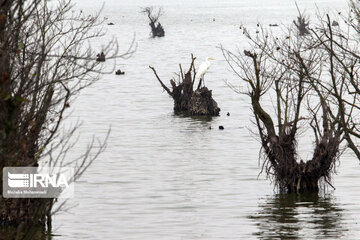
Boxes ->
[250,193,347,239]
[173,113,215,127]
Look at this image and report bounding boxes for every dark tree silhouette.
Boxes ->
[293,4,310,36]
[142,7,165,37]
[150,55,220,116]
[222,2,360,193]
[0,0,134,237]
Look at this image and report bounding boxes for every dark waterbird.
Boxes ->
[115,69,125,75]
[96,52,105,62]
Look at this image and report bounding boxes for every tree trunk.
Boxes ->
[149,22,165,37]
[150,56,220,116]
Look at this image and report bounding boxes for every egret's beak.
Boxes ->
[209,58,216,60]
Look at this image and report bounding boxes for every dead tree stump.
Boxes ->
[150,55,220,116]
[150,22,165,38]
[189,87,220,116]
[293,4,310,36]
[142,7,165,38]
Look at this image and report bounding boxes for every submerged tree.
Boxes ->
[142,7,165,38]
[0,0,134,236]
[222,2,360,193]
[293,3,310,36]
[150,55,220,116]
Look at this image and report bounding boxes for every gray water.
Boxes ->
[54,0,360,239]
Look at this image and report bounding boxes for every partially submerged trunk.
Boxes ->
[0,198,53,228]
[142,7,165,38]
[150,56,220,116]
[188,87,220,116]
[245,51,341,194]
[259,125,340,193]
[149,22,165,37]
[222,45,343,193]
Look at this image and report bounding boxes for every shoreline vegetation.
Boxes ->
[0,0,134,238]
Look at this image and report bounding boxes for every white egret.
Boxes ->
[196,57,215,87]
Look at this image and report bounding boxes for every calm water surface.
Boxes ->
[53,0,360,239]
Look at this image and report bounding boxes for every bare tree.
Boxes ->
[0,0,134,236]
[293,3,310,36]
[311,0,360,161]
[221,9,353,193]
[142,7,165,37]
[223,1,360,192]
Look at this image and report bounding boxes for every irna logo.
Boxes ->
[3,167,74,198]
[8,172,69,188]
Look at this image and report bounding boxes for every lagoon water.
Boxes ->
[53,0,360,239]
